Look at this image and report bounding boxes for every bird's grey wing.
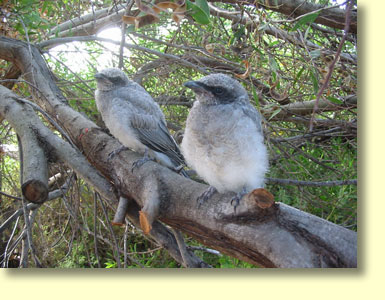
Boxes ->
[112,88,185,166]
[117,86,165,121]
[130,112,185,166]
[241,104,263,135]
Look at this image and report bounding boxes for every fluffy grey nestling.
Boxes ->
[181,73,268,204]
[94,68,186,172]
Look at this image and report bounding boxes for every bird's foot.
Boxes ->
[230,188,247,213]
[131,150,154,173]
[173,165,184,173]
[108,146,128,161]
[171,165,189,178]
[197,186,217,207]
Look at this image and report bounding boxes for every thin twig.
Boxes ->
[95,192,122,268]
[1,216,20,268]
[123,222,129,268]
[93,193,102,268]
[0,190,21,201]
[266,177,357,187]
[309,0,355,131]
[119,0,134,69]
[187,246,222,256]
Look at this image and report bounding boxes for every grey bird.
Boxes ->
[181,73,268,206]
[94,68,186,174]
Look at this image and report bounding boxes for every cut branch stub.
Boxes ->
[245,188,275,209]
[111,196,130,226]
[21,179,48,204]
[19,130,49,204]
[0,85,49,204]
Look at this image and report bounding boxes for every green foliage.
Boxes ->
[291,12,320,32]
[186,0,210,25]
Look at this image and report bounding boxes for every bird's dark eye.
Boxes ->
[110,76,124,84]
[214,87,224,95]
[110,76,120,82]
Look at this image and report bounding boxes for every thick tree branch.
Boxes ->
[83,134,356,267]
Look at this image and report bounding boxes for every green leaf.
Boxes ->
[327,96,343,104]
[269,40,280,47]
[196,0,210,17]
[229,25,245,45]
[293,66,305,87]
[269,57,279,72]
[291,12,320,31]
[251,85,260,108]
[21,0,35,6]
[41,0,49,14]
[310,49,321,59]
[268,107,282,120]
[310,68,319,94]
[186,0,210,25]
[234,25,245,39]
[258,22,269,31]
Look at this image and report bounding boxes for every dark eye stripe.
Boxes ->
[207,86,226,95]
[109,76,125,84]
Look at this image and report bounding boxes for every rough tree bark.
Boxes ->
[0,36,357,268]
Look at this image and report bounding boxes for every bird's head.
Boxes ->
[184,73,248,105]
[94,68,130,91]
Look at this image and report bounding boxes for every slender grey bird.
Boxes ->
[181,73,269,206]
[94,68,186,174]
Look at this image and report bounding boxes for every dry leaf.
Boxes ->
[135,0,159,16]
[172,5,186,24]
[122,14,160,29]
[205,43,215,53]
[155,1,181,12]
[123,1,185,28]
[139,210,152,234]
[236,60,251,79]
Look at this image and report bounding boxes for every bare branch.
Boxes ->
[266,177,357,187]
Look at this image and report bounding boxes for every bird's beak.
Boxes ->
[94,73,105,80]
[184,80,207,92]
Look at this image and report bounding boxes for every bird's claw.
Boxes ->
[230,195,241,213]
[171,165,189,178]
[197,186,217,208]
[230,189,247,213]
[108,146,128,161]
[131,151,153,173]
[173,165,184,173]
